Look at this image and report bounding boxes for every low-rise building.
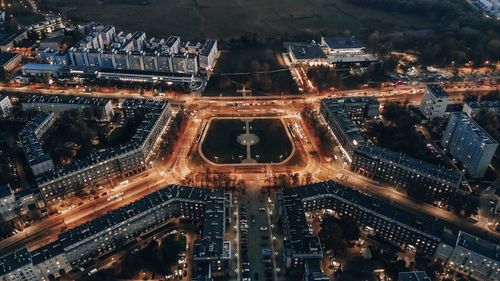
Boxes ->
[286,42,328,65]
[31,241,72,280]
[21,63,63,78]
[419,84,449,119]
[442,113,498,178]
[0,95,12,118]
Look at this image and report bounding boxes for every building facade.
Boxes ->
[419,84,449,119]
[442,113,498,178]
[352,145,461,202]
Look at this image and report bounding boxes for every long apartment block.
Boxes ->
[20,96,172,204]
[19,112,57,176]
[320,97,461,202]
[67,24,218,75]
[0,185,228,281]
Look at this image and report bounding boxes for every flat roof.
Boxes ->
[427,84,448,98]
[288,42,327,60]
[322,36,363,49]
[456,231,500,262]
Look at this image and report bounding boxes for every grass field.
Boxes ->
[41,0,437,39]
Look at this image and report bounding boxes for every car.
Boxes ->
[259,207,266,212]
[260,226,268,231]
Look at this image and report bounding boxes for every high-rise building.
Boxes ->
[442,113,498,178]
[419,84,449,119]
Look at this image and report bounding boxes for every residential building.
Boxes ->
[352,145,461,202]
[398,271,432,281]
[320,96,461,202]
[0,248,37,281]
[21,95,114,122]
[320,97,380,120]
[0,184,17,221]
[277,180,449,279]
[0,52,22,72]
[0,186,228,280]
[462,100,500,117]
[0,95,12,117]
[19,112,57,176]
[419,84,449,119]
[199,39,219,69]
[28,16,64,37]
[35,99,171,204]
[0,29,28,52]
[442,113,498,178]
[444,231,500,281]
[30,241,72,280]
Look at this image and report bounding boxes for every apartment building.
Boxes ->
[278,181,448,260]
[442,113,498,178]
[352,145,461,202]
[67,24,216,77]
[0,185,228,281]
[21,95,114,122]
[441,231,500,281]
[35,100,171,204]
[419,84,449,119]
[320,96,461,202]
[19,112,57,176]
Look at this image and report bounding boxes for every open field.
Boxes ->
[39,0,436,40]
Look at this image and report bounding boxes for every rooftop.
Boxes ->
[355,144,462,185]
[0,247,31,276]
[426,84,448,98]
[452,113,498,145]
[0,52,20,66]
[456,231,500,262]
[398,271,432,281]
[465,100,500,109]
[283,181,446,240]
[288,42,327,61]
[0,183,12,199]
[321,36,363,50]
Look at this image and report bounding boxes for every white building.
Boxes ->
[419,84,449,119]
[0,95,12,118]
[442,113,498,178]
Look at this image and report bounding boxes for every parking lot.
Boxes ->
[239,188,275,281]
